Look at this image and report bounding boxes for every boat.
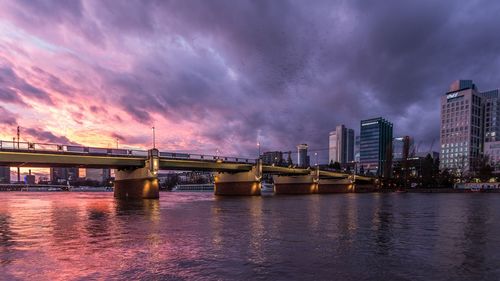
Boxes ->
[261,183,274,193]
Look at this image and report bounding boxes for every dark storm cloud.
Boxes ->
[24,128,77,144]
[0,106,17,125]
[3,0,500,158]
[0,65,54,105]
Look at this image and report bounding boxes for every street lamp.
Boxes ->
[314,152,318,166]
[257,142,261,159]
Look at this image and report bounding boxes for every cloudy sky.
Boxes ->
[1,0,500,165]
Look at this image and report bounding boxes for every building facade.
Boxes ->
[359,117,393,177]
[328,125,355,164]
[297,144,309,168]
[440,80,484,174]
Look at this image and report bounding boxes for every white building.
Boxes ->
[328,125,354,164]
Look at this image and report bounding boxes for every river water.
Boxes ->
[1,192,500,280]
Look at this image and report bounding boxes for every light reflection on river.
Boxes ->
[1,192,500,280]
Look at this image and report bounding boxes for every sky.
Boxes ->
[1,0,500,169]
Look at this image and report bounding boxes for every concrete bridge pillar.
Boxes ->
[273,167,319,194]
[114,149,160,199]
[317,178,354,193]
[214,159,262,196]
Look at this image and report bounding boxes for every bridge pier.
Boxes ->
[317,178,354,193]
[214,160,262,196]
[114,149,160,199]
[273,168,319,194]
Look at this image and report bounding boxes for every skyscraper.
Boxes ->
[359,117,393,177]
[328,125,355,164]
[297,144,309,167]
[440,80,483,173]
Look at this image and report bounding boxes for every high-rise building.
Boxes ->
[50,167,79,184]
[440,80,484,173]
[261,151,283,165]
[0,166,10,183]
[328,125,355,164]
[359,117,393,177]
[297,144,309,168]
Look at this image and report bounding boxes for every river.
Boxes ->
[1,192,499,280]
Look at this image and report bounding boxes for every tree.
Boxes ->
[332,161,341,171]
[359,165,365,175]
[329,160,334,169]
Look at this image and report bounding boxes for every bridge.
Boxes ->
[0,140,375,199]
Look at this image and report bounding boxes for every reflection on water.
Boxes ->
[1,192,500,280]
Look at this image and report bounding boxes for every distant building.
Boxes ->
[85,168,111,184]
[354,135,360,163]
[24,170,35,185]
[328,125,354,164]
[50,167,79,184]
[393,136,412,161]
[297,144,310,167]
[262,151,283,165]
[0,166,10,183]
[359,117,393,177]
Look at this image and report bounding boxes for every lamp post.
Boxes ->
[116,138,119,149]
[257,142,261,159]
[314,152,318,166]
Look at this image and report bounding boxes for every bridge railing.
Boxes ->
[0,140,257,164]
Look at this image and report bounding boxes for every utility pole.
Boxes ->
[17,126,20,183]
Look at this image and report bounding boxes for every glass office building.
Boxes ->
[359,117,393,176]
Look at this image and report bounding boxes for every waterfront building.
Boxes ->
[262,151,283,165]
[297,144,310,167]
[50,167,79,184]
[440,80,485,174]
[0,166,10,183]
[328,125,355,164]
[359,117,393,177]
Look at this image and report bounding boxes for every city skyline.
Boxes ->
[1,1,500,165]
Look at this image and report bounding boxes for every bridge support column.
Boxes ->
[214,160,262,196]
[317,178,355,193]
[273,168,319,194]
[114,149,160,199]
